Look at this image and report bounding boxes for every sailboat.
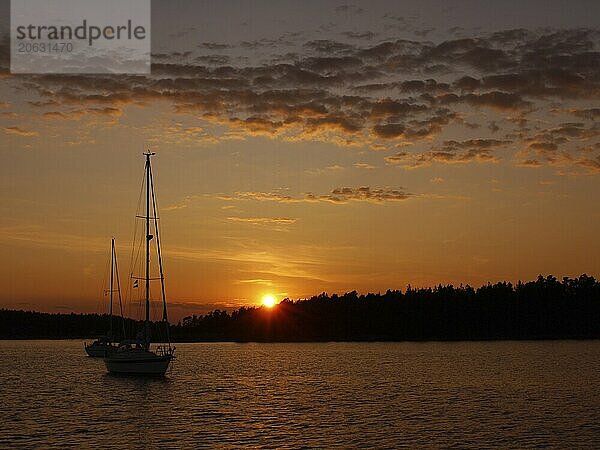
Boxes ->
[104,151,175,375]
[84,238,123,357]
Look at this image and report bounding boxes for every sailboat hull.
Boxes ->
[104,350,173,375]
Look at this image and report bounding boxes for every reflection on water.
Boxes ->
[1,340,599,448]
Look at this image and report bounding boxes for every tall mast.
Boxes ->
[144,151,154,348]
[109,238,114,341]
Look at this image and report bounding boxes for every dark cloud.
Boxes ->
[304,116,362,134]
[405,110,457,138]
[442,139,510,150]
[453,76,480,92]
[529,142,558,152]
[440,91,530,110]
[572,108,600,120]
[385,138,509,168]
[488,121,500,133]
[479,69,593,99]
[5,28,598,173]
[306,186,409,203]
[519,120,600,174]
[369,98,428,118]
[372,123,405,139]
[422,38,513,72]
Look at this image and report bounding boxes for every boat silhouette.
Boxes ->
[84,238,123,357]
[104,151,175,375]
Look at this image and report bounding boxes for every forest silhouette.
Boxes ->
[1,274,599,341]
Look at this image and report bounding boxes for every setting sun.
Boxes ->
[262,294,277,308]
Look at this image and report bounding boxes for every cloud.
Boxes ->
[219,191,297,203]
[306,187,410,203]
[372,123,405,139]
[515,120,600,174]
[529,142,558,152]
[220,187,410,204]
[305,164,345,175]
[439,91,530,111]
[235,278,274,285]
[42,107,122,120]
[572,108,600,120]
[385,139,509,169]
[353,162,376,169]
[5,28,598,172]
[453,76,480,91]
[516,159,543,168]
[574,156,600,174]
[3,126,38,137]
[227,217,297,225]
[369,99,428,118]
[303,39,355,54]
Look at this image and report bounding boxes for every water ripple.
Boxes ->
[0,341,599,448]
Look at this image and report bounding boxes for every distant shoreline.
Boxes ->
[2,337,600,343]
[2,274,599,342]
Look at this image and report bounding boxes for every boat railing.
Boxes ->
[156,345,175,357]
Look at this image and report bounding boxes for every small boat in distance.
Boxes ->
[84,335,115,357]
[104,151,175,375]
[85,238,124,357]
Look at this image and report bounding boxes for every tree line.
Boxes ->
[0,309,163,341]
[1,274,599,341]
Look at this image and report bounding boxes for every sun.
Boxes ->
[262,294,277,308]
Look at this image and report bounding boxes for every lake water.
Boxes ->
[0,340,599,448]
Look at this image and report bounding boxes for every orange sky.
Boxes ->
[1,1,599,321]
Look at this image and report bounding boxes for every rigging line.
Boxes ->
[125,162,146,320]
[137,230,145,321]
[149,161,170,344]
[113,239,126,339]
[96,251,110,316]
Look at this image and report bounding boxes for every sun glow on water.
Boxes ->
[262,294,276,308]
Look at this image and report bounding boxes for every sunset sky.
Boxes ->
[1,0,599,320]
